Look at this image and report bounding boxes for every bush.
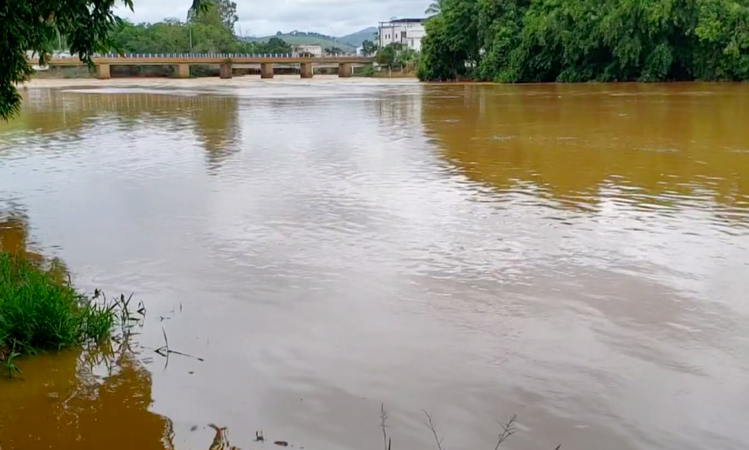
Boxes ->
[0,252,116,357]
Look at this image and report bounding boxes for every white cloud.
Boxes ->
[116,0,428,36]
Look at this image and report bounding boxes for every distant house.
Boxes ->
[378,18,426,51]
[292,44,323,58]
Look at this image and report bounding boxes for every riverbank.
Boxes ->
[0,252,122,371]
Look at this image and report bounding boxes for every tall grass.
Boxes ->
[0,251,117,358]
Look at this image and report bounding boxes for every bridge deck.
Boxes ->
[44,56,375,66]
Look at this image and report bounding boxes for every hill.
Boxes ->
[337,27,377,48]
[243,32,356,53]
[243,27,379,53]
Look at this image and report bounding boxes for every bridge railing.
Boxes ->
[92,53,298,59]
[47,53,361,59]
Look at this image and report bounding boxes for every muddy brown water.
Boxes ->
[1,80,749,450]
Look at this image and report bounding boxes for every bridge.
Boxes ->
[41,53,376,79]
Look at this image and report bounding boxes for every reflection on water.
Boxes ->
[0,346,176,450]
[422,83,749,216]
[1,82,749,450]
[0,210,68,282]
[1,89,240,173]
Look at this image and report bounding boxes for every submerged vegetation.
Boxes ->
[418,0,749,82]
[0,252,123,368]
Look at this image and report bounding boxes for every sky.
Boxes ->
[115,0,429,37]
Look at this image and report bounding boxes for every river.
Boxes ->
[1,78,748,450]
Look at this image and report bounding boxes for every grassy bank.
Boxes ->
[0,252,119,367]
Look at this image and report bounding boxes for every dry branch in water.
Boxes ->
[493,414,517,450]
[379,405,527,450]
[380,403,392,450]
[422,411,445,450]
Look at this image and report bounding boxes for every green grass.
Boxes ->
[0,251,118,362]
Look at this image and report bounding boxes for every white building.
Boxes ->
[292,44,323,58]
[378,18,426,52]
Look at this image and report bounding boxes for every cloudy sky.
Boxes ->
[115,0,428,37]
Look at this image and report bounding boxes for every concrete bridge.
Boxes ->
[41,53,376,79]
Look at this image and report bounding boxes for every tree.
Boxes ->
[188,0,237,33]
[0,0,207,121]
[425,1,442,16]
[110,15,277,56]
[418,15,467,81]
[257,37,291,54]
[362,40,378,56]
[1,0,127,120]
[216,0,239,32]
[396,47,419,72]
[376,43,404,73]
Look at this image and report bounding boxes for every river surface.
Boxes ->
[1,78,749,450]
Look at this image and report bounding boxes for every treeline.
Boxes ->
[109,0,291,55]
[111,22,291,54]
[418,0,749,82]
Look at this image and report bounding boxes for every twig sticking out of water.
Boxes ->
[380,403,391,450]
[422,411,445,450]
[493,414,517,450]
[377,405,529,450]
[155,327,204,362]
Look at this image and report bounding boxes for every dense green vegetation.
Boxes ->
[418,0,749,82]
[110,0,291,55]
[111,21,292,55]
[0,253,118,363]
[377,43,420,72]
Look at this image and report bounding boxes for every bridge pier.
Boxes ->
[300,62,313,79]
[39,56,376,81]
[176,64,190,78]
[338,63,352,78]
[261,63,274,79]
[220,62,232,79]
[96,64,111,79]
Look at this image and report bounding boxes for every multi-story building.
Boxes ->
[378,18,426,52]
